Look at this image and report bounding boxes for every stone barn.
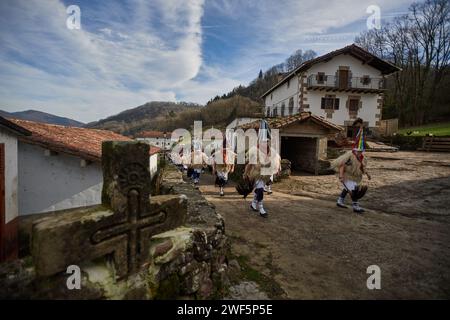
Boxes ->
[240,112,343,175]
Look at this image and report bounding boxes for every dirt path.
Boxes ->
[196,151,450,299]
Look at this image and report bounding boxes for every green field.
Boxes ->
[398,122,450,136]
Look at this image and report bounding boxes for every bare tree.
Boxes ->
[356,0,450,126]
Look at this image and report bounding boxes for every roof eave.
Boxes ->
[17,136,102,162]
[0,117,32,136]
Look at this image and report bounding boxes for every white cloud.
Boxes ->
[0,0,208,122]
[0,0,415,122]
[206,0,415,79]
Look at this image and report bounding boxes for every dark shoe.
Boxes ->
[337,202,348,208]
[259,212,268,218]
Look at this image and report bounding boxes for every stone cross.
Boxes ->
[31,141,186,278]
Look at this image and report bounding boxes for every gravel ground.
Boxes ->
[197,151,450,299]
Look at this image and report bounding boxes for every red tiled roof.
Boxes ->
[9,119,160,161]
[149,145,162,155]
[239,112,343,132]
[0,116,31,136]
[135,130,167,138]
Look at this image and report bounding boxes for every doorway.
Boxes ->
[339,68,349,89]
[281,136,317,173]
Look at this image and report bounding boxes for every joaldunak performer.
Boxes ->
[190,143,210,185]
[330,123,371,213]
[243,140,281,218]
[212,141,236,197]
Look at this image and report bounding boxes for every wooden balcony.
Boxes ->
[307,74,386,93]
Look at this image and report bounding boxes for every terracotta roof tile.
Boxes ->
[239,112,343,132]
[149,145,162,155]
[10,119,160,161]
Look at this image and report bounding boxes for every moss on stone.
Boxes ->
[154,273,181,299]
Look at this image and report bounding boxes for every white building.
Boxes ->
[261,44,400,137]
[7,119,160,216]
[0,117,31,262]
[135,131,172,150]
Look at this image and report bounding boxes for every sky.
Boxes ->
[0,0,415,123]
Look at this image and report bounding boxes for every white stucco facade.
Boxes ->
[264,52,385,131]
[0,129,19,223]
[149,153,158,178]
[137,137,172,150]
[265,76,299,117]
[18,143,103,215]
[18,142,160,216]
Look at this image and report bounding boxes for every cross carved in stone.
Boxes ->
[91,188,167,277]
[31,141,186,278]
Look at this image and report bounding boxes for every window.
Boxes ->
[281,103,286,116]
[273,107,278,117]
[317,72,326,84]
[288,97,294,115]
[321,96,340,110]
[271,93,273,100]
[266,107,271,117]
[361,75,371,85]
[349,99,359,112]
[287,79,290,88]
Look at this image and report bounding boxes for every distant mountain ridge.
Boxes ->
[86,101,203,135]
[0,109,84,127]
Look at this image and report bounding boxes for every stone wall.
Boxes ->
[0,164,230,300]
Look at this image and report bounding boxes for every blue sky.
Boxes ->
[0,0,413,122]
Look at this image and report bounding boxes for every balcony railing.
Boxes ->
[307,74,385,91]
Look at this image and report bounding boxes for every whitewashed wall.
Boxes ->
[264,75,299,116]
[264,54,383,127]
[18,143,103,215]
[306,92,379,127]
[149,153,158,178]
[0,129,19,223]
[136,137,171,149]
[306,54,382,79]
[18,143,160,216]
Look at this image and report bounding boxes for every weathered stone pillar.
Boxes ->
[31,141,186,279]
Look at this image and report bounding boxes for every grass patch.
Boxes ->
[398,122,450,136]
[232,254,285,299]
